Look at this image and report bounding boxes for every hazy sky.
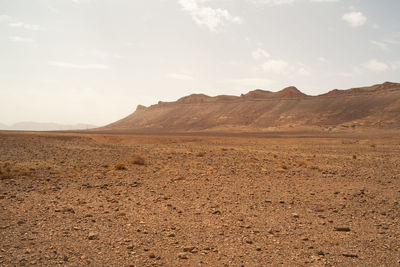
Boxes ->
[1,0,399,126]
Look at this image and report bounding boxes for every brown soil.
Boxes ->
[0,131,399,266]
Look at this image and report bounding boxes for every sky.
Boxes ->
[0,0,399,126]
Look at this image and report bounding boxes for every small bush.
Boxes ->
[132,154,145,165]
[196,152,205,157]
[114,162,127,170]
[0,162,12,179]
[353,155,357,159]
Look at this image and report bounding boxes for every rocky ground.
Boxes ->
[0,131,399,266]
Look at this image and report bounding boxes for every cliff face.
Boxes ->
[103,82,400,132]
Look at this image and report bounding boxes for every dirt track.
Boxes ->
[0,131,399,266]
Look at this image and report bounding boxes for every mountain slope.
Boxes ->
[103,82,400,132]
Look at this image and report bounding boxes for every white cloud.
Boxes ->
[370,40,389,52]
[253,49,311,76]
[310,0,339,2]
[1,15,42,31]
[9,36,35,43]
[364,59,389,72]
[178,0,242,32]
[317,56,328,63]
[250,0,296,5]
[261,59,291,74]
[249,0,338,5]
[342,12,367,27]
[252,48,270,60]
[9,22,41,31]
[166,73,195,80]
[48,61,110,70]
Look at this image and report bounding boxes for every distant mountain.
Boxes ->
[102,82,400,132]
[0,123,7,130]
[0,122,98,131]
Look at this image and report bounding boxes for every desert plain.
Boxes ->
[0,130,399,266]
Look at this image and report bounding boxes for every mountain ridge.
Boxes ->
[103,82,400,132]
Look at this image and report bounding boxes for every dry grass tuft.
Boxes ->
[0,162,12,179]
[132,154,146,165]
[114,162,127,170]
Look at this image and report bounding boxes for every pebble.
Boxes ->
[183,247,196,252]
[167,231,176,237]
[334,227,351,232]
[88,232,98,240]
[178,252,188,259]
[342,253,358,258]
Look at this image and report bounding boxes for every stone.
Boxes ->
[183,247,196,252]
[88,232,98,240]
[317,250,325,256]
[342,253,358,258]
[167,231,175,237]
[334,227,351,232]
[178,252,188,259]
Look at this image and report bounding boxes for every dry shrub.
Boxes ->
[196,152,205,157]
[353,155,357,159]
[0,161,33,179]
[0,162,12,180]
[132,154,146,165]
[114,162,127,170]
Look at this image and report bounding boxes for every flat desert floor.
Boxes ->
[0,131,399,266]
